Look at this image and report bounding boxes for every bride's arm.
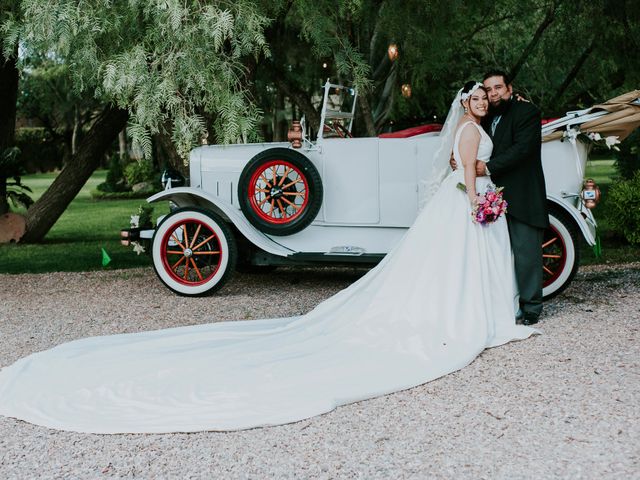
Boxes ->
[458,125,481,205]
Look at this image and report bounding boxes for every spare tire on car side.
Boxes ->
[238,148,323,236]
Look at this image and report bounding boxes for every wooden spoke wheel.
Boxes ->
[248,159,309,224]
[239,148,323,236]
[152,209,237,296]
[542,207,580,300]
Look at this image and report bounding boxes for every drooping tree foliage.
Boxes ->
[2,0,270,241]
[1,0,638,241]
[250,0,638,138]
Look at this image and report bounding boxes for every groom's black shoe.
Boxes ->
[522,313,539,326]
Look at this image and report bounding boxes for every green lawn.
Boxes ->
[0,170,168,274]
[584,158,616,185]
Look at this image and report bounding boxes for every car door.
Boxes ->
[320,137,380,224]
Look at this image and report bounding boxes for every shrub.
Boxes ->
[15,127,64,173]
[97,154,129,193]
[1,147,34,210]
[124,159,156,186]
[614,130,640,180]
[105,154,124,187]
[606,171,640,245]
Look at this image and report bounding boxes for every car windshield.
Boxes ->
[320,85,356,116]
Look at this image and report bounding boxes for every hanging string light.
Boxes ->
[387,43,399,61]
[401,84,412,98]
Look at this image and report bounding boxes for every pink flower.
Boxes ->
[470,186,507,225]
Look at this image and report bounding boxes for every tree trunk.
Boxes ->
[272,74,321,133]
[0,42,19,215]
[510,3,558,82]
[118,129,127,159]
[0,178,7,215]
[21,106,128,243]
[155,126,188,176]
[549,39,596,106]
[71,107,80,155]
[275,90,289,142]
[357,94,377,137]
[373,64,397,130]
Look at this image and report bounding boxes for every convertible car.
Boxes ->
[121,83,640,298]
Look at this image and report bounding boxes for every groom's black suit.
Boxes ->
[482,97,548,317]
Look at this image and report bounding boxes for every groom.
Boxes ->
[478,70,548,325]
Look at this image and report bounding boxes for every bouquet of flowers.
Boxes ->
[457,183,508,225]
[473,184,507,224]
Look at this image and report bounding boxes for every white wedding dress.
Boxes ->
[0,122,536,434]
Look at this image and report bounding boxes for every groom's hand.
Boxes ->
[475,161,489,176]
[449,153,457,171]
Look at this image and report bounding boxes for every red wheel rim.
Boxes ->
[542,224,567,288]
[160,218,223,286]
[247,159,309,224]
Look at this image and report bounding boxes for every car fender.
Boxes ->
[546,193,596,245]
[146,187,296,257]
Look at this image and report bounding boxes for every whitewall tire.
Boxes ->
[152,209,237,296]
[542,208,580,300]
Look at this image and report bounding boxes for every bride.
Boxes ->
[0,82,536,434]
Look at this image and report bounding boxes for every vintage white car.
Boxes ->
[122,83,639,299]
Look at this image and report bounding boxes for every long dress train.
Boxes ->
[0,121,536,433]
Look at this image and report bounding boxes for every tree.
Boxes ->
[17,57,100,165]
[2,0,270,242]
[0,0,20,215]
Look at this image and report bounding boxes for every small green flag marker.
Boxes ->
[101,247,112,267]
[592,234,602,259]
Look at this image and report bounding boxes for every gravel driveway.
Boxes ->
[0,262,638,479]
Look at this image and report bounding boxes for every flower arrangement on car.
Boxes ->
[562,127,621,151]
[125,204,154,255]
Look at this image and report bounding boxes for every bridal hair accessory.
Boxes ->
[460,82,484,102]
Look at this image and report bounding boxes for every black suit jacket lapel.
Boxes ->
[491,100,514,149]
[492,114,508,148]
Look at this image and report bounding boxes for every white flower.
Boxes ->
[563,127,580,144]
[604,136,621,149]
[132,242,146,255]
[130,215,140,228]
[587,132,602,141]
